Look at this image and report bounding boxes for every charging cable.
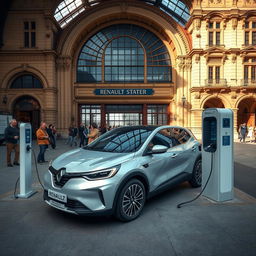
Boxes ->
[13,146,45,199]
[177,152,214,208]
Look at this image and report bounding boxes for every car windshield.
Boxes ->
[84,126,155,153]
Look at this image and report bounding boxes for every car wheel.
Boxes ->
[115,179,146,222]
[189,158,202,188]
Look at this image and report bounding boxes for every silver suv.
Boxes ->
[44,126,202,221]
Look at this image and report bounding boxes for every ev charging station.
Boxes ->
[18,123,36,198]
[202,108,234,202]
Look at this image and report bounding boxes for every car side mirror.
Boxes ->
[148,145,168,154]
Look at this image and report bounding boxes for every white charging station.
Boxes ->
[202,108,234,202]
[18,123,36,198]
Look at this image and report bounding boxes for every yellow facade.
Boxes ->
[0,0,256,138]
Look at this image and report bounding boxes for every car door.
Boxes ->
[165,128,198,181]
[142,128,177,191]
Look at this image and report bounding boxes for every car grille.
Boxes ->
[52,174,72,187]
[49,166,76,188]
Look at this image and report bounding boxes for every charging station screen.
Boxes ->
[223,118,230,128]
[203,117,217,152]
[25,128,31,144]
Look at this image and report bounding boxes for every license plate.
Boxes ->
[49,200,66,210]
[48,189,67,203]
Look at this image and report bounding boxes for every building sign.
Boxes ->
[94,88,155,96]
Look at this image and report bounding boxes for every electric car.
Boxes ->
[43,125,202,221]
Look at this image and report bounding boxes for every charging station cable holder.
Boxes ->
[18,123,37,198]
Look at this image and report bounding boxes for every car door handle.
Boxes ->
[171,153,178,158]
[191,146,197,151]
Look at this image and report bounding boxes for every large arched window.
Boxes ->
[77,24,172,83]
[54,1,190,28]
[10,74,43,89]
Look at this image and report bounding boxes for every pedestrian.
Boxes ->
[4,119,20,167]
[253,127,256,143]
[36,121,50,164]
[239,123,248,143]
[87,123,99,144]
[248,126,254,143]
[47,124,56,149]
[84,125,89,146]
[66,125,73,145]
[78,123,85,147]
[71,125,78,146]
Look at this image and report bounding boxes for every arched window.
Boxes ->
[10,74,43,89]
[77,24,172,83]
[54,1,190,28]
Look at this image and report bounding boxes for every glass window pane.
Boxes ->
[77,24,172,83]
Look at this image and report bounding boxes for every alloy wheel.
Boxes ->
[122,183,144,217]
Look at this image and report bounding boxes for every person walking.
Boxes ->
[84,125,89,146]
[4,119,20,167]
[78,123,85,147]
[71,125,78,146]
[66,125,73,145]
[47,124,56,149]
[36,121,50,164]
[87,123,99,144]
[239,123,248,143]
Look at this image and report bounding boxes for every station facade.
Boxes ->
[0,0,256,137]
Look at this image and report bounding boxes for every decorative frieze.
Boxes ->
[208,0,225,7]
[245,0,256,6]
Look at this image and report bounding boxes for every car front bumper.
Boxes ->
[43,170,119,216]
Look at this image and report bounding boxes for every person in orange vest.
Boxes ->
[36,121,50,164]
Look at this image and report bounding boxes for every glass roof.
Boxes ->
[54,0,190,28]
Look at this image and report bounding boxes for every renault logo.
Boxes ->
[56,168,66,183]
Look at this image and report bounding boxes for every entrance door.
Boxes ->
[105,104,143,127]
[13,96,41,138]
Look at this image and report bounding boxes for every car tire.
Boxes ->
[115,179,146,222]
[189,158,202,188]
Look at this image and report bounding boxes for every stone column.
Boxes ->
[56,56,72,136]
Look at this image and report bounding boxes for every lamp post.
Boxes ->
[181,95,186,126]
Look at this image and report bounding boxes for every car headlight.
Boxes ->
[82,165,120,181]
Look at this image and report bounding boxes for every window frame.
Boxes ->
[208,20,221,47]
[23,21,36,48]
[244,19,256,46]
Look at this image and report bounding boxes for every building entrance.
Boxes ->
[79,104,169,128]
[105,105,142,127]
[13,96,40,137]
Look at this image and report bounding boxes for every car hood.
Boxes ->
[51,148,134,173]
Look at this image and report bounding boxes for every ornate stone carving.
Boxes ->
[194,93,201,99]
[209,0,223,5]
[185,57,192,71]
[231,54,237,63]
[245,0,256,5]
[195,54,200,64]
[232,18,238,30]
[177,56,185,71]
[232,0,237,5]
[193,19,201,31]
